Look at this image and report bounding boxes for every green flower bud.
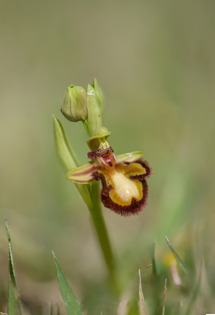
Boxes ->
[86,80,110,151]
[92,78,104,108]
[61,85,88,122]
[86,84,102,136]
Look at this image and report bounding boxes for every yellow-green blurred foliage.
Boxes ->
[0,0,215,314]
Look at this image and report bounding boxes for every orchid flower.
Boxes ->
[67,141,151,216]
[53,79,152,290]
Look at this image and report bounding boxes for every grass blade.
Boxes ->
[184,269,201,315]
[52,252,82,315]
[152,242,158,276]
[5,221,23,315]
[8,279,16,315]
[165,236,187,274]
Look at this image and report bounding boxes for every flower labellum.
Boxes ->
[67,142,151,216]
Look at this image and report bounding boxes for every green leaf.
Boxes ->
[5,221,23,315]
[52,114,79,170]
[52,252,82,315]
[8,279,16,315]
[52,115,92,207]
[151,242,158,276]
[165,236,188,274]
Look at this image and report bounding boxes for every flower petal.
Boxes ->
[116,151,143,164]
[67,162,99,183]
[116,162,147,177]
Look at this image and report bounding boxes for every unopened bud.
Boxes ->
[92,78,104,108]
[61,85,88,122]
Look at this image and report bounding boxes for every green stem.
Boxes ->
[88,182,120,295]
[89,182,114,271]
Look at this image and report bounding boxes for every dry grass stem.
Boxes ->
[138,269,148,315]
[161,278,167,315]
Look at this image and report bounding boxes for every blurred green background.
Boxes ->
[0,0,215,314]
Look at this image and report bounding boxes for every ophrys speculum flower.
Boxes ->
[67,141,151,216]
[53,79,152,292]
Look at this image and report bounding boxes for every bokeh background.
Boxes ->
[0,0,215,314]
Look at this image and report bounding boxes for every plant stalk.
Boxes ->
[88,182,120,295]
